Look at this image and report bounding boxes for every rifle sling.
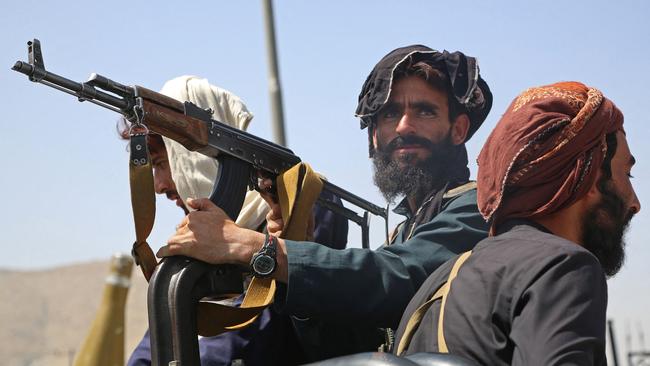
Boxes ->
[395,250,473,356]
[129,133,158,281]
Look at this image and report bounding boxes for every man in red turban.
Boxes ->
[393,82,640,365]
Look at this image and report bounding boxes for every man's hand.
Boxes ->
[257,176,285,237]
[265,200,284,237]
[158,198,264,266]
[258,176,315,241]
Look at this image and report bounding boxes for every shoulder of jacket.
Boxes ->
[443,181,477,199]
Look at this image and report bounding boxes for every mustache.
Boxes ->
[623,210,635,228]
[382,135,436,153]
[166,190,181,201]
[165,190,190,215]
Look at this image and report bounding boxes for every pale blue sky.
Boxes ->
[2,0,649,356]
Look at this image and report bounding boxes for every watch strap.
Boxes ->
[250,233,277,277]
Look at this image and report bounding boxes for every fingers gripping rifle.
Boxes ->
[13,39,389,365]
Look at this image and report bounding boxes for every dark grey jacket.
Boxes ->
[395,220,608,366]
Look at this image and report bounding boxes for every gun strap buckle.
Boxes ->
[132,240,157,281]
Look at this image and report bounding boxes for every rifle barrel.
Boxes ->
[12,61,131,112]
[322,180,387,219]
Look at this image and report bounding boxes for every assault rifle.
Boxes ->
[12,39,387,241]
[13,39,388,365]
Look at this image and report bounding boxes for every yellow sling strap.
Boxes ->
[395,250,472,356]
[195,162,323,336]
[129,132,158,281]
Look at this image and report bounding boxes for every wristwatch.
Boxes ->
[250,234,277,277]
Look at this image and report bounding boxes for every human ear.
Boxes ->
[451,114,470,145]
[583,170,604,204]
[372,126,379,150]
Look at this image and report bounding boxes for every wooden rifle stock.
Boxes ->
[140,96,209,151]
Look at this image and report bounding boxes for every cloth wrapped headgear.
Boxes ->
[355,45,493,156]
[477,81,624,232]
[160,75,269,230]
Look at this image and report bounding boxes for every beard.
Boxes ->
[372,133,454,204]
[581,178,635,277]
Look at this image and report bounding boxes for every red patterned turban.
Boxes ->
[477,81,624,232]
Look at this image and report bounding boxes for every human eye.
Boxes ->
[414,103,438,118]
[418,107,436,117]
[383,111,397,119]
[378,106,400,121]
[627,172,635,179]
[153,158,168,169]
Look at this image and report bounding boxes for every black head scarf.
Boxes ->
[355,45,493,156]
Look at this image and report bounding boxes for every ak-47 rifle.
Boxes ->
[12,39,387,234]
[13,39,388,365]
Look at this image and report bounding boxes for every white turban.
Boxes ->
[159,75,269,230]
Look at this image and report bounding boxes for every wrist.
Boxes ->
[250,233,278,278]
[232,230,265,266]
[237,230,288,282]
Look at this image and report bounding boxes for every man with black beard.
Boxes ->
[157,45,493,361]
[373,133,456,205]
[582,145,634,276]
[394,81,640,365]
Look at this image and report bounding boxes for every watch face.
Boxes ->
[253,255,275,276]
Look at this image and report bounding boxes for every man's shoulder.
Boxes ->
[443,181,477,199]
[441,182,478,210]
[475,224,603,280]
[490,224,593,256]
[402,182,487,250]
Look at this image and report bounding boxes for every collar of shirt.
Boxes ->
[496,218,553,235]
[393,197,412,218]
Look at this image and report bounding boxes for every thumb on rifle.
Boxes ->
[187,197,218,212]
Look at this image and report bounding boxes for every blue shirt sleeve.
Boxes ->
[126,330,152,366]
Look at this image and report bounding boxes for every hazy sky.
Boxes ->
[2,0,649,357]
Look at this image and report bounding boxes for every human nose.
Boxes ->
[154,169,171,194]
[395,113,416,136]
[629,189,641,215]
